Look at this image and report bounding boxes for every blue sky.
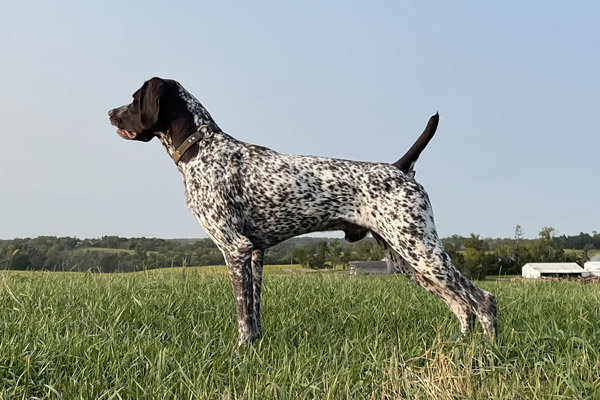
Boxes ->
[1,1,598,240]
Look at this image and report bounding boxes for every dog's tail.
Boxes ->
[391,113,439,174]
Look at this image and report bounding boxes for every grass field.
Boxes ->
[564,248,600,258]
[0,267,599,399]
[71,247,137,255]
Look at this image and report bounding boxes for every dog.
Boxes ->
[109,77,497,346]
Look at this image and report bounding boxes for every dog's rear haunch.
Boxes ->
[109,77,497,346]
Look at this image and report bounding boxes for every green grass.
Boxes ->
[71,247,136,255]
[564,248,600,258]
[0,268,599,399]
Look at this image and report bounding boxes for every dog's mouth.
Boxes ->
[116,128,138,140]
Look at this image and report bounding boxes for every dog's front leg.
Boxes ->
[223,237,259,347]
[251,249,265,337]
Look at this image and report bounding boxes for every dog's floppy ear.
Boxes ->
[140,77,165,131]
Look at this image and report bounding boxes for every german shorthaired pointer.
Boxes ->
[109,78,497,346]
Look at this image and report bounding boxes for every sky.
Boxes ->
[1,1,598,241]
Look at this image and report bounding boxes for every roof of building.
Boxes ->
[523,262,584,273]
[348,261,388,269]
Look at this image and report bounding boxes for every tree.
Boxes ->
[99,254,118,273]
[353,239,384,261]
[539,226,556,242]
[463,234,486,251]
[340,244,355,268]
[582,243,594,263]
[458,233,489,279]
[512,224,525,269]
[327,240,342,267]
[291,247,312,268]
[461,246,485,280]
[10,252,31,270]
[527,226,564,262]
[309,241,329,269]
[514,225,524,246]
[447,249,465,271]
[441,234,466,253]
[495,244,519,275]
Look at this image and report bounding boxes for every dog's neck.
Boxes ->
[175,81,216,128]
[158,82,219,165]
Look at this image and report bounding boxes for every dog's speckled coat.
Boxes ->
[109,78,497,346]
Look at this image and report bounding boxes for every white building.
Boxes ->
[349,258,395,275]
[521,262,585,279]
[584,261,600,277]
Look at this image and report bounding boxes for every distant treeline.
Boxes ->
[0,236,381,273]
[441,226,599,280]
[1,226,598,279]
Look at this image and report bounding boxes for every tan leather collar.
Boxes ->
[171,123,221,164]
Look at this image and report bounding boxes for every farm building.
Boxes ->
[349,259,394,275]
[584,261,600,277]
[521,262,585,279]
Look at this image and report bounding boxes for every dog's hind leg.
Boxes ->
[372,184,497,338]
[385,234,494,337]
[373,231,478,334]
[372,232,417,282]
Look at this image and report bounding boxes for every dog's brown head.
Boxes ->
[108,77,192,142]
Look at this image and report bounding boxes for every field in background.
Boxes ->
[0,267,599,399]
[71,247,137,255]
[564,248,600,258]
